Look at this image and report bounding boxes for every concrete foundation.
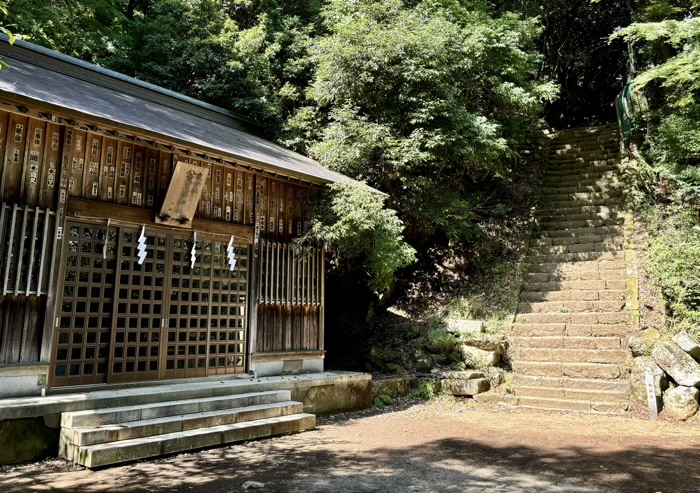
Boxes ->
[0,371,371,465]
[0,365,49,399]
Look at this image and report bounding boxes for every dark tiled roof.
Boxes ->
[0,38,357,186]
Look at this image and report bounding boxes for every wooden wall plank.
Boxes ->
[0,111,9,196]
[2,113,29,203]
[23,118,47,207]
[156,151,173,209]
[223,166,234,223]
[245,172,255,225]
[130,145,146,207]
[67,128,86,198]
[115,141,133,205]
[145,148,159,209]
[98,136,117,203]
[212,163,224,221]
[38,123,63,209]
[198,160,212,220]
[83,133,102,200]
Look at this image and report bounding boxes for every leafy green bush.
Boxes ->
[373,393,394,409]
[425,327,460,365]
[410,381,439,400]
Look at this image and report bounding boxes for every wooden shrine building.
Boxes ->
[0,37,353,396]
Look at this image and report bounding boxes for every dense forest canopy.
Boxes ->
[1,1,698,332]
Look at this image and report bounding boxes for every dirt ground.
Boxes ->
[2,399,700,493]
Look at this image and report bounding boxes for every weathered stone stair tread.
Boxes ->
[514,348,628,364]
[61,390,290,428]
[533,226,623,238]
[517,300,625,313]
[514,375,628,392]
[512,361,623,379]
[516,396,627,413]
[66,400,303,446]
[514,386,627,402]
[511,336,622,350]
[512,323,627,337]
[75,413,316,468]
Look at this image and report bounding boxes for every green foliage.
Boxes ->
[646,209,700,335]
[425,326,459,363]
[372,393,394,409]
[301,183,416,293]
[286,0,556,249]
[410,380,439,400]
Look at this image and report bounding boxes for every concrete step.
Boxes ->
[514,311,628,325]
[512,347,628,364]
[538,199,622,212]
[517,300,626,314]
[512,360,624,380]
[541,184,620,195]
[510,336,622,350]
[526,258,625,273]
[513,374,628,392]
[61,390,291,428]
[519,289,625,302]
[540,191,622,202]
[532,225,623,239]
[536,218,624,231]
[515,396,628,413]
[524,269,625,282]
[530,235,623,248]
[521,279,626,292]
[70,413,316,468]
[528,238,624,255]
[543,171,617,185]
[523,251,625,264]
[545,165,617,178]
[511,323,627,337]
[537,212,624,225]
[62,400,303,448]
[514,386,627,403]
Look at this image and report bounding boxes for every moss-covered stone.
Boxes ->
[372,376,418,400]
[628,329,661,357]
[0,417,59,465]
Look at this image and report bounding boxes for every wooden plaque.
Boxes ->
[156,161,210,228]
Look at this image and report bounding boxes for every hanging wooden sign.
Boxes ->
[156,161,209,228]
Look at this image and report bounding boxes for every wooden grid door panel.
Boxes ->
[209,240,248,375]
[165,235,211,378]
[52,222,116,386]
[108,227,167,383]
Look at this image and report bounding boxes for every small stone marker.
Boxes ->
[645,370,659,421]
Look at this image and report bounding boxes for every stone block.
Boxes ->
[672,331,700,361]
[629,356,668,405]
[438,371,485,380]
[440,378,490,396]
[459,345,500,367]
[372,376,418,400]
[445,319,483,335]
[653,342,700,387]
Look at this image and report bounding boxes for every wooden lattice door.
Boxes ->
[52,221,249,386]
[52,221,117,386]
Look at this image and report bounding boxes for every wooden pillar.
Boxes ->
[40,125,69,365]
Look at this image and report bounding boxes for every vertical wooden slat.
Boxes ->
[14,206,29,294]
[36,209,51,295]
[38,123,62,209]
[319,246,325,351]
[223,167,234,223]
[129,145,146,208]
[145,147,159,209]
[212,163,224,221]
[25,206,40,294]
[3,204,18,295]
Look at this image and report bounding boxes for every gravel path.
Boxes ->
[2,399,700,492]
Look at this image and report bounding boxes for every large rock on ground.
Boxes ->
[461,334,504,352]
[460,345,500,368]
[630,356,668,404]
[652,342,700,387]
[663,386,700,420]
[672,331,700,361]
[445,319,483,335]
[438,370,486,380]
[440,378,490,396]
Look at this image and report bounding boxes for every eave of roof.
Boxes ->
[0,37,367,189]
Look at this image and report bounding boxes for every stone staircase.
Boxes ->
[510,123,631,413]
[59,389,315,468]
